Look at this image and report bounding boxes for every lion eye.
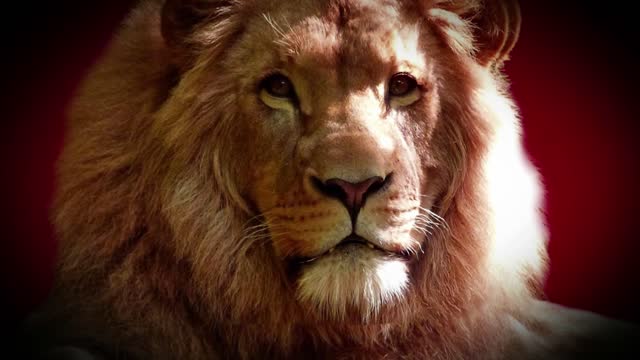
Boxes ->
[261,73,295,99]
[388,73,418,97]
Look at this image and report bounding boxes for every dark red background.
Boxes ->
[2,1,639,331]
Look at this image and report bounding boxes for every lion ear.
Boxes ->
[426,0,521,67]
[472,0,521,66]
[161,0,237,64]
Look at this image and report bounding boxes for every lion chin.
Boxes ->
[294,238,410,322]
[23,0,639,359]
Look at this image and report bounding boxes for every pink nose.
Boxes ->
[312,175,389,221]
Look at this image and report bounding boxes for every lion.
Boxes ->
[23,0,638,359]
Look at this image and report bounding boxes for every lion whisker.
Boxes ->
[418,207,451,234]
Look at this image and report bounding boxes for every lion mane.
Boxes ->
[25,0,638,359]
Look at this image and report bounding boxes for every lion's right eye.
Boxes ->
[260,73,295,99]
[387,72,421,108]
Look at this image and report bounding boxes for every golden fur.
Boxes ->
[26,0,638,359]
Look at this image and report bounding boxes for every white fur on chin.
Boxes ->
[296,245,409,322]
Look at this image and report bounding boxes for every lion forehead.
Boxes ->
[250,0,424,75]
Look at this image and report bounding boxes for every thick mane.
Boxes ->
[52,1,302,355]
[41,0,553,358]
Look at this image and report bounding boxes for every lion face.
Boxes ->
[217,1,449,320]
[150,0,529,329]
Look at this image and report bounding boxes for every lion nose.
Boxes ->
[312,175,390,221]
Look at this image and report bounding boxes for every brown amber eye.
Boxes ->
[388,73,417,97]
[261,73,295,98]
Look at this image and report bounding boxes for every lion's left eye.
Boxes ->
[388,73,418,97]
[258,73,298,111]
[261,73,295,99]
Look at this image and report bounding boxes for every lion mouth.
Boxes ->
[296,234,410,265]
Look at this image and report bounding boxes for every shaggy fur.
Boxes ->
[25,0,638,359]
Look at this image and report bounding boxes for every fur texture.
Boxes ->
[25,0,638,359]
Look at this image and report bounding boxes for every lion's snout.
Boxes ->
[310,173,391,222]
[259,124,422,262]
